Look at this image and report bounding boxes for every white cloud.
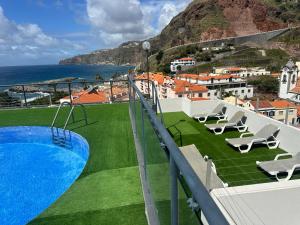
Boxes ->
[86,0,192,46]
[0,6,86,66]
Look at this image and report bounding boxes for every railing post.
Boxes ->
[141,101,147,177]
[68,82,75,122]
[110,79,114,103]
[170,155,178,225]
[22,85,28,107]
[68,82,72,104]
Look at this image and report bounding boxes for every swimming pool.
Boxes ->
[0,126,89,225]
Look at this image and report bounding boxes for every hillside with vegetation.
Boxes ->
[60,0,300,67]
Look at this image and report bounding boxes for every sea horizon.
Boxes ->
[0,64,134,86]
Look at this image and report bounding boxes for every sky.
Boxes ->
[0,0,192,66]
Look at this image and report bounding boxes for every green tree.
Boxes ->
[156,50,164,64]
[248,76,279,93]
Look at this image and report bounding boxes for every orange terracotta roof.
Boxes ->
[135,73,165,85]
[178,57,193,61]
[270,100,296,109]
[198,74,240,81]
[178,74,200,79]
[72,89,108,104]
[250,100,273,109]
[173,79,208,94]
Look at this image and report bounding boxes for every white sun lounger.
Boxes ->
[205,111,247,135]
[225,124,280,153]
[193,103,227,123]
[256,153,300,181]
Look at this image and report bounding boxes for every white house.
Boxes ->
[176,74,254,99]
[170,57,195,72]
[213,67,271,78]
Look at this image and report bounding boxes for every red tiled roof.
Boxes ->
[178,57,193,61]
[250,100,273,109]
[135,73,165,85]
[178,74,200,79]
[270,100,296,109]
[72,89,108,104]
[198,74,240,81]
[173,79,208,94]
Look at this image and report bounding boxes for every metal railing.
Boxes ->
[0,79,130,109]
[128,77,229,225]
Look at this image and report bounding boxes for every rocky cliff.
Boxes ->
[59,0,299,66]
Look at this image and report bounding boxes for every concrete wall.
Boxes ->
[160,98,300,154]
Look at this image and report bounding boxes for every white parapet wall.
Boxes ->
[160,98,300,155]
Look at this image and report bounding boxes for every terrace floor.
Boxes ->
[0,104,147,225]
[163,111,292,187]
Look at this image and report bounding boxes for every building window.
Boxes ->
[282,75,287,83]
[241,90,245,94]
[214,92,217,96]
[248,89,251,93]
[178,94,182,98]
[208,93,211,97]
[289,110,294,115]
[198,93,203,97]
[279,111,284,115]
[269,111,275,117]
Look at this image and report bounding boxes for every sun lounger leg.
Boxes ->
[238,143,253,154]
[237,125,248,133]
[275,170,293,182]
[213,127,225,135]
[266,138,280,150]
[198,116,208,123]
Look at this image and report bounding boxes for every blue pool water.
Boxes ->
[0,126,89,225]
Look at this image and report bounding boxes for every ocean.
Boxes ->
[0,64,134,86]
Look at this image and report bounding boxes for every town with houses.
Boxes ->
[134,58,300,127]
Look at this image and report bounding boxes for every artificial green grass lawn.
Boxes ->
[0,103,147,225]
[163,111,288,187]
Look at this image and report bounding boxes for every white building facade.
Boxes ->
[214,67,271,78]
[176,74,254,99]
[170,58,195,72]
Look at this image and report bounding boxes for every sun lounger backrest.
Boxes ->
[228,111,244,123]
[212,104,224,114]
[255,124,279,139]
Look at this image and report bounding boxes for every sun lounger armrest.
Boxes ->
[240,132,253,138]
[274,153,293,160]
[217,119,227,124]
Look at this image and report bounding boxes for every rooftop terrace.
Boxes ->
[164,112,286,186]
[0,104,148,225]
[2,78,300,225]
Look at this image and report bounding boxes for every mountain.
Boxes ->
[59,0,300,66]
